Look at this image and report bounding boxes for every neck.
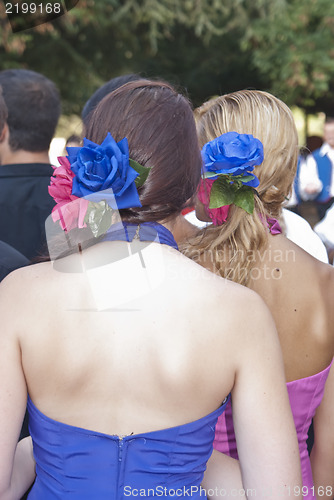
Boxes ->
[0,149,50,165]
[160,214,198,245]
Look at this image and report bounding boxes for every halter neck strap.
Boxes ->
[103,221,179,250]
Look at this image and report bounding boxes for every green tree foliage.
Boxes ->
[0,0,333,115]
[242,0,334,111]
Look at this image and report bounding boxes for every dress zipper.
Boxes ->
[116,436,124,498]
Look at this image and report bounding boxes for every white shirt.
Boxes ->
[314,202,334,252]
[282,209,328,263]
[184,209,329,264]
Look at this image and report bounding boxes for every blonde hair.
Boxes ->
[182,90,299,285]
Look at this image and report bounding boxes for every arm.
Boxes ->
[202,450,245,499]
[4,437,36,500]
[0,276,35,500]
[231,294,302,499]
[310,361,334,498]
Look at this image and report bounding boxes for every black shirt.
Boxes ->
[0,163,55,261]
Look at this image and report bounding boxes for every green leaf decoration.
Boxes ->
[129,158,151,188]
[84,201,113,238]
[209,177,235,208]
[202,171,219,179]
[240,174,256,184]
[233,186,255,214]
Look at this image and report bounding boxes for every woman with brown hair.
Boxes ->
[183,89,334,498]
[0,82,301,499]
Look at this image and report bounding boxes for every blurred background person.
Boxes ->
[65,134,81,149]
[299,118,334,221]
[0,88,29,281]
[287,135,323,215]
[0,69,61,261]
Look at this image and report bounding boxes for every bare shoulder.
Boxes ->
[317,258,334,288]
[0,260,53,291]
[294,243,334,303]
[0,261,55,317]
[269,234,332,288]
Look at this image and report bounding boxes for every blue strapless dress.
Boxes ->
[27,396,229,499]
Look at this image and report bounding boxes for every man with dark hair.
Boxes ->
[0,69,61,260]
[81,73,143,127]
[0,86,29,280]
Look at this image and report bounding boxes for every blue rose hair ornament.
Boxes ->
[198,132,264,225]
[49,133,150,237]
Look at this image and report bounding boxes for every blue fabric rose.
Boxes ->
[202,131,263,188]
[67,133,142,210]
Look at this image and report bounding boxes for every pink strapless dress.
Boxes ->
[214,361,333,499]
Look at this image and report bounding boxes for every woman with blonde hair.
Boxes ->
[183,89,334,498]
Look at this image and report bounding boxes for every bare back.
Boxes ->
[6,241,241,436]
[248,233,334,381]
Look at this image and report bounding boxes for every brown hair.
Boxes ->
[182,90,299,285]
[85,80,202,223]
